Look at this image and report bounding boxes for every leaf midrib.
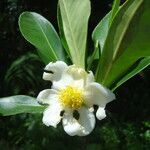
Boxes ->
[61,0,79,60]
[32,13,58,60]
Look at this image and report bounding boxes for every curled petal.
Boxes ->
[43,61,68,81]
[37,89,58,105]
[42,103,62,128]
[85,82,115,107]
[96,107,106,120]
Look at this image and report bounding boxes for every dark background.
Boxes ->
[0,0,150,149]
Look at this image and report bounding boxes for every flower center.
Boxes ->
[59,86,84,109]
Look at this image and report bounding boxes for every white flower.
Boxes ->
[37,61,115,136]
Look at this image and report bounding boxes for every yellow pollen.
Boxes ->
[59,86,84,109]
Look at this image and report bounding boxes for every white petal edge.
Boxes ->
[43,61,68,81]
[37,89,58,105]
[96,107,106,120]
[85,82,116,107]
[42,103,62,128]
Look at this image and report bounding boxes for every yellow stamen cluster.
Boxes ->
[59,86,84,109]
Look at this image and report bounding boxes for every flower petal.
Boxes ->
[43,61,68,81]
[52,74,84,91]
[62,111,82,136]
[51,65,92,91]
[96,107,106,120]
[85,82,115,107]
[86,71,95,85]
[77,107,95,136]
[52,74,74,90]
[67,65,87,80]
[37,89,58,105]
[42,103,62,128]
[62,107,95,136]
[72,79,85,89]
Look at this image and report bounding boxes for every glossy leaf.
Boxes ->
[19,12,65,64]
[0,95,45,116]
[58,0,91,68]
[96,0,150,89]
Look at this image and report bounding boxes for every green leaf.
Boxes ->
[92,0,120,58]
[112,57,150,91]
[109,0,120,25]
[96,0,150,88]
[90,12,110,71]
[58,0,91,68]
[0,95,45,116]
[57,5,71,59]
[19,12,65,64]
[92,12,110,54]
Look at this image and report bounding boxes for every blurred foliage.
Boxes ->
[0,0,149,149]
[3,53,47,96]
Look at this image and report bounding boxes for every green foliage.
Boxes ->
[58,0,91,68]
[95,0,150,90]
[109,0,120,25]
[19,12,65,64]
[0,0,150,149]
[0,52,48,116]
[0,95,45,116]
[92,12,110,60]
[91,0,120,63]
[3,53,45,96]
[18,0,150,90]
